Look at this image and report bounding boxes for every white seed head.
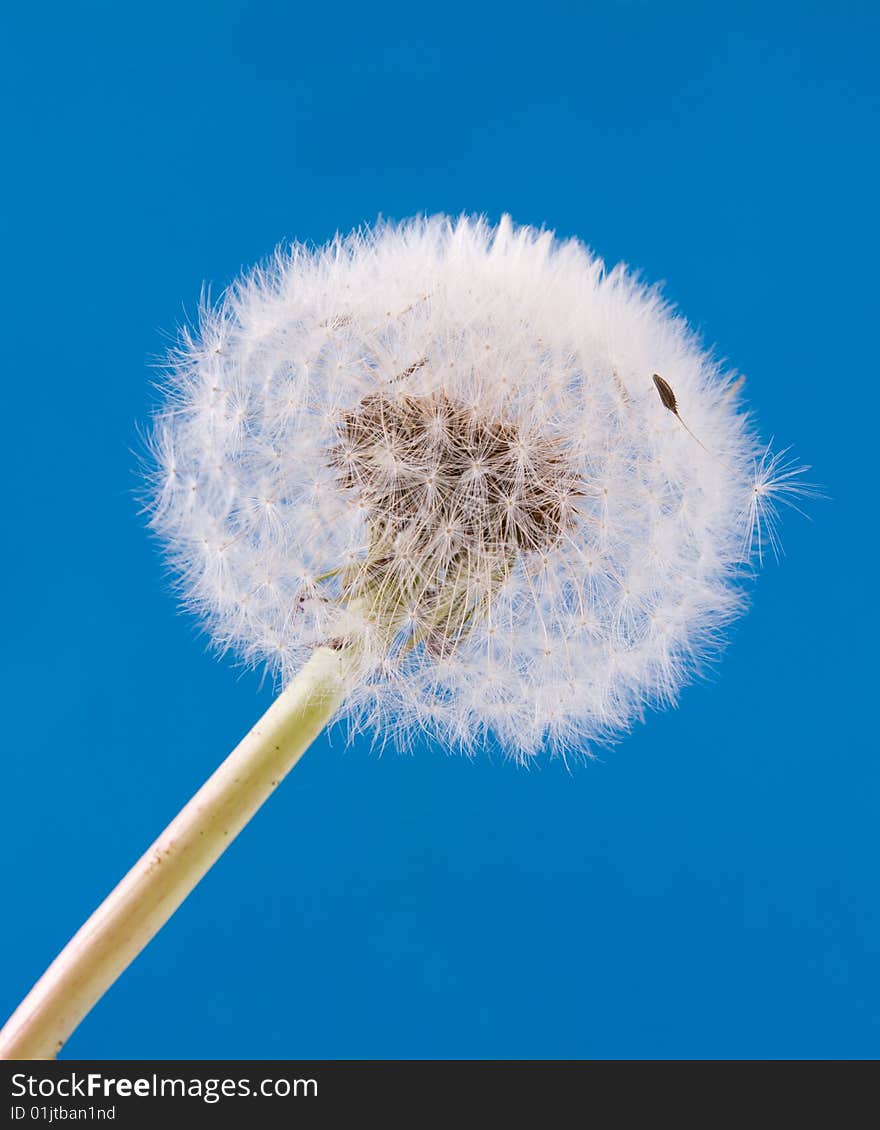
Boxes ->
[147,214,804,759]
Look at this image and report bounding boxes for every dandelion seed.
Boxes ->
[652,372,679,413]
[744,445,819,563]
[652,372,710,453]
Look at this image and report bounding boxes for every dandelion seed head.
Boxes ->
[147,214,804,759]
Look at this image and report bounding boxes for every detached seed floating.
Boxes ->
[652,373,710,453]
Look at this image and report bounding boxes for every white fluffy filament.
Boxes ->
[148,213,804,759]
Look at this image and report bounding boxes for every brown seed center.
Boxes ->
[326,389,581,657]
[332,390,580,556]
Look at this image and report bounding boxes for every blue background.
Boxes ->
[2,1,877,1059]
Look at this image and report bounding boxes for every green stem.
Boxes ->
[0,647,353,1060]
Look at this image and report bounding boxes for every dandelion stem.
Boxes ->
[0,646,353,1060]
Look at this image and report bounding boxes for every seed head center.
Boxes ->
[328,389,582,658]
[333,390,580,556]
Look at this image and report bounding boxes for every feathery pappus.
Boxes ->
[147,214,807,759]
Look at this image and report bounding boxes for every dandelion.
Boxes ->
[0,214,804,1058]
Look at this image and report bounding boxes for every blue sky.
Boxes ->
[1,1,877,1058]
